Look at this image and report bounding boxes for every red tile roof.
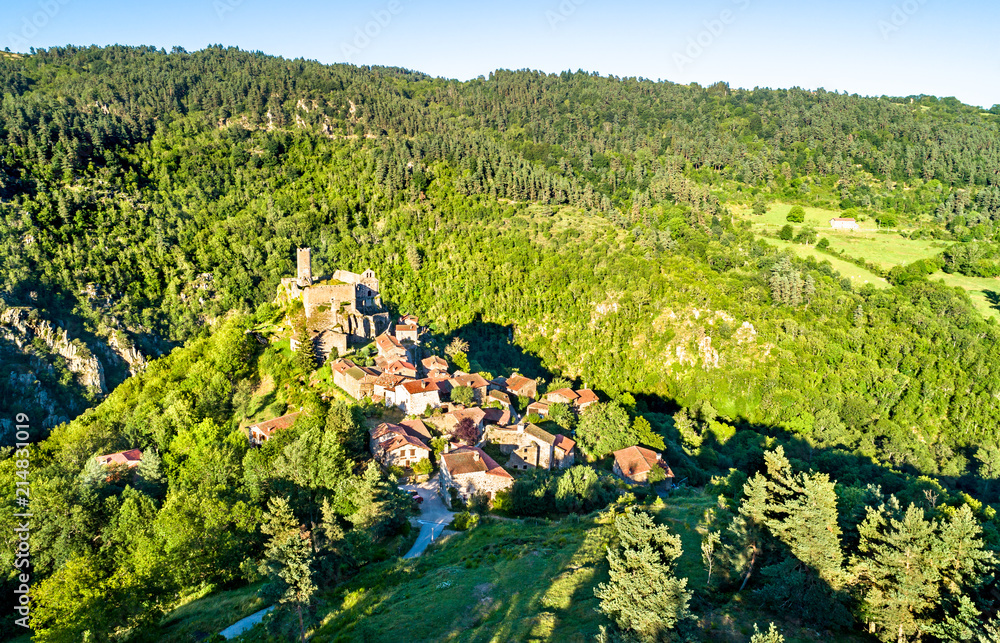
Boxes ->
[505,374,536,395]
[612,446,674,479]
[442,445,512,479]
[96,448,143,468]
[422,355,448,371]
[452,373,489,389]
[574,389,599,406]
[401,379,439,395]
[553,434,576,454]
[395,324,419,333]
[250,412,302,439]
[400,418,432,440]
[546,388,579,402]
[482,407,512,426]
[386,360,417,375]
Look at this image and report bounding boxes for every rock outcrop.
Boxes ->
[0,307,107,394]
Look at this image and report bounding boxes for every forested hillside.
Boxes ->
[2,45,1000,641]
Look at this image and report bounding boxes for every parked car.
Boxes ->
[409,490,423,504]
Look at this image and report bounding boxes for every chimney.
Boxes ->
[516,424,524,434]
[473,451,480,462]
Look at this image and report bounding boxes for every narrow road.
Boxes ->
[218,477,454,638]
[400,475,454,558]
[220,605,275,640]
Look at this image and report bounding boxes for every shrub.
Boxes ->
[412,458,433,476]
[778,225,794,241]
[449,511,478,531]
[787,205,805,223]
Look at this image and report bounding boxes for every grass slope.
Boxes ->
[931,272,1000,321]
[761,238,889,288]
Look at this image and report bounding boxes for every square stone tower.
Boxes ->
[297,248,313,287]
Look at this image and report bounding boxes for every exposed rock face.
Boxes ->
[108,330,148,376]
[0,307,107,394]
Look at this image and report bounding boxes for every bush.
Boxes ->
[786,205,805,223]
[412,458,433,476]
[449,511,478,531]
[817,237,830,249]
[778,225,794,241]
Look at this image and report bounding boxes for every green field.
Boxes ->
[739,202,946,270]
[761,238,889,288]
[932,272,1000,321]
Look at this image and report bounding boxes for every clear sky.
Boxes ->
[2,0,998,107]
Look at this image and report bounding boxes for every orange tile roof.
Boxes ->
[453,373,489,389]
[401,379,439,395]
[250,412,301,438]
[553,434,576,454]
[422,355,448,370]
[575,389,599,405]
[96,448,143,468]
[400,418,432,440]
[442,445,512,479]
[546,388,579,402]
[612,446,674,479]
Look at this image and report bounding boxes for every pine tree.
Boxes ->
[594,508,692,642]
[749,623,784,643]
[259,496,316,642]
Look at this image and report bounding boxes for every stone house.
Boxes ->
[432,407,487,439]
[399,418,433,441]
[504,374,538,400]
[829,217,860,231]
[482,407,512,427]
[395,323,419,343]
[544,388,579,405]
[373,373,407,405]
[385,359,418,378]
[421,355,449,375]
[333,361,380,400]
[375,333,408,362]
[439,445,513,505]
[612,446,675,485]
[450,372,490,403]
[574,389,599,411]
[248,412,301,446]
[369,422,431,468]
[526,400,549,418]
[96,448,143,468]
[485,423,576,471]
[394,378,442,415]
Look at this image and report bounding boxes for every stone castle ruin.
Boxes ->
[280,248,390,361]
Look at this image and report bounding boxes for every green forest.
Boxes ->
[2,45,1000,641]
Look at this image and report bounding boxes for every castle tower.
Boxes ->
[297,248,313,287]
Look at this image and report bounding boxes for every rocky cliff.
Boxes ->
[0,307,107,393]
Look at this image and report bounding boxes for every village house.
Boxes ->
[450,372,490,403]
[504,374,538,400]
[375,332,408,362]
[96,448,143,468]
[369,422,431,468]
[384,359,418,378]
[421,355,449,375]
[482,406,512,427]
[612,445,675,485]
[526,400,549,418]
[400,314,419,326]
[332,359,381,400]
[248,412,301,446]
[487,388,512,409]
[829,217,860,231]
[394,378,442,415]
[544,388,579,405]
[395,323,419,343]
[373,373,407,405]
[439,445,513,505]
[399,418,433,441]
[432,406,487,439]
[542,388,599,412]
[574,389,599,411]
[484,423,576,471]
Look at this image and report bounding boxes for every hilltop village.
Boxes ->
[241,248,673,506]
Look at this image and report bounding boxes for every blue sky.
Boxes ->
[2,0,998,107]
